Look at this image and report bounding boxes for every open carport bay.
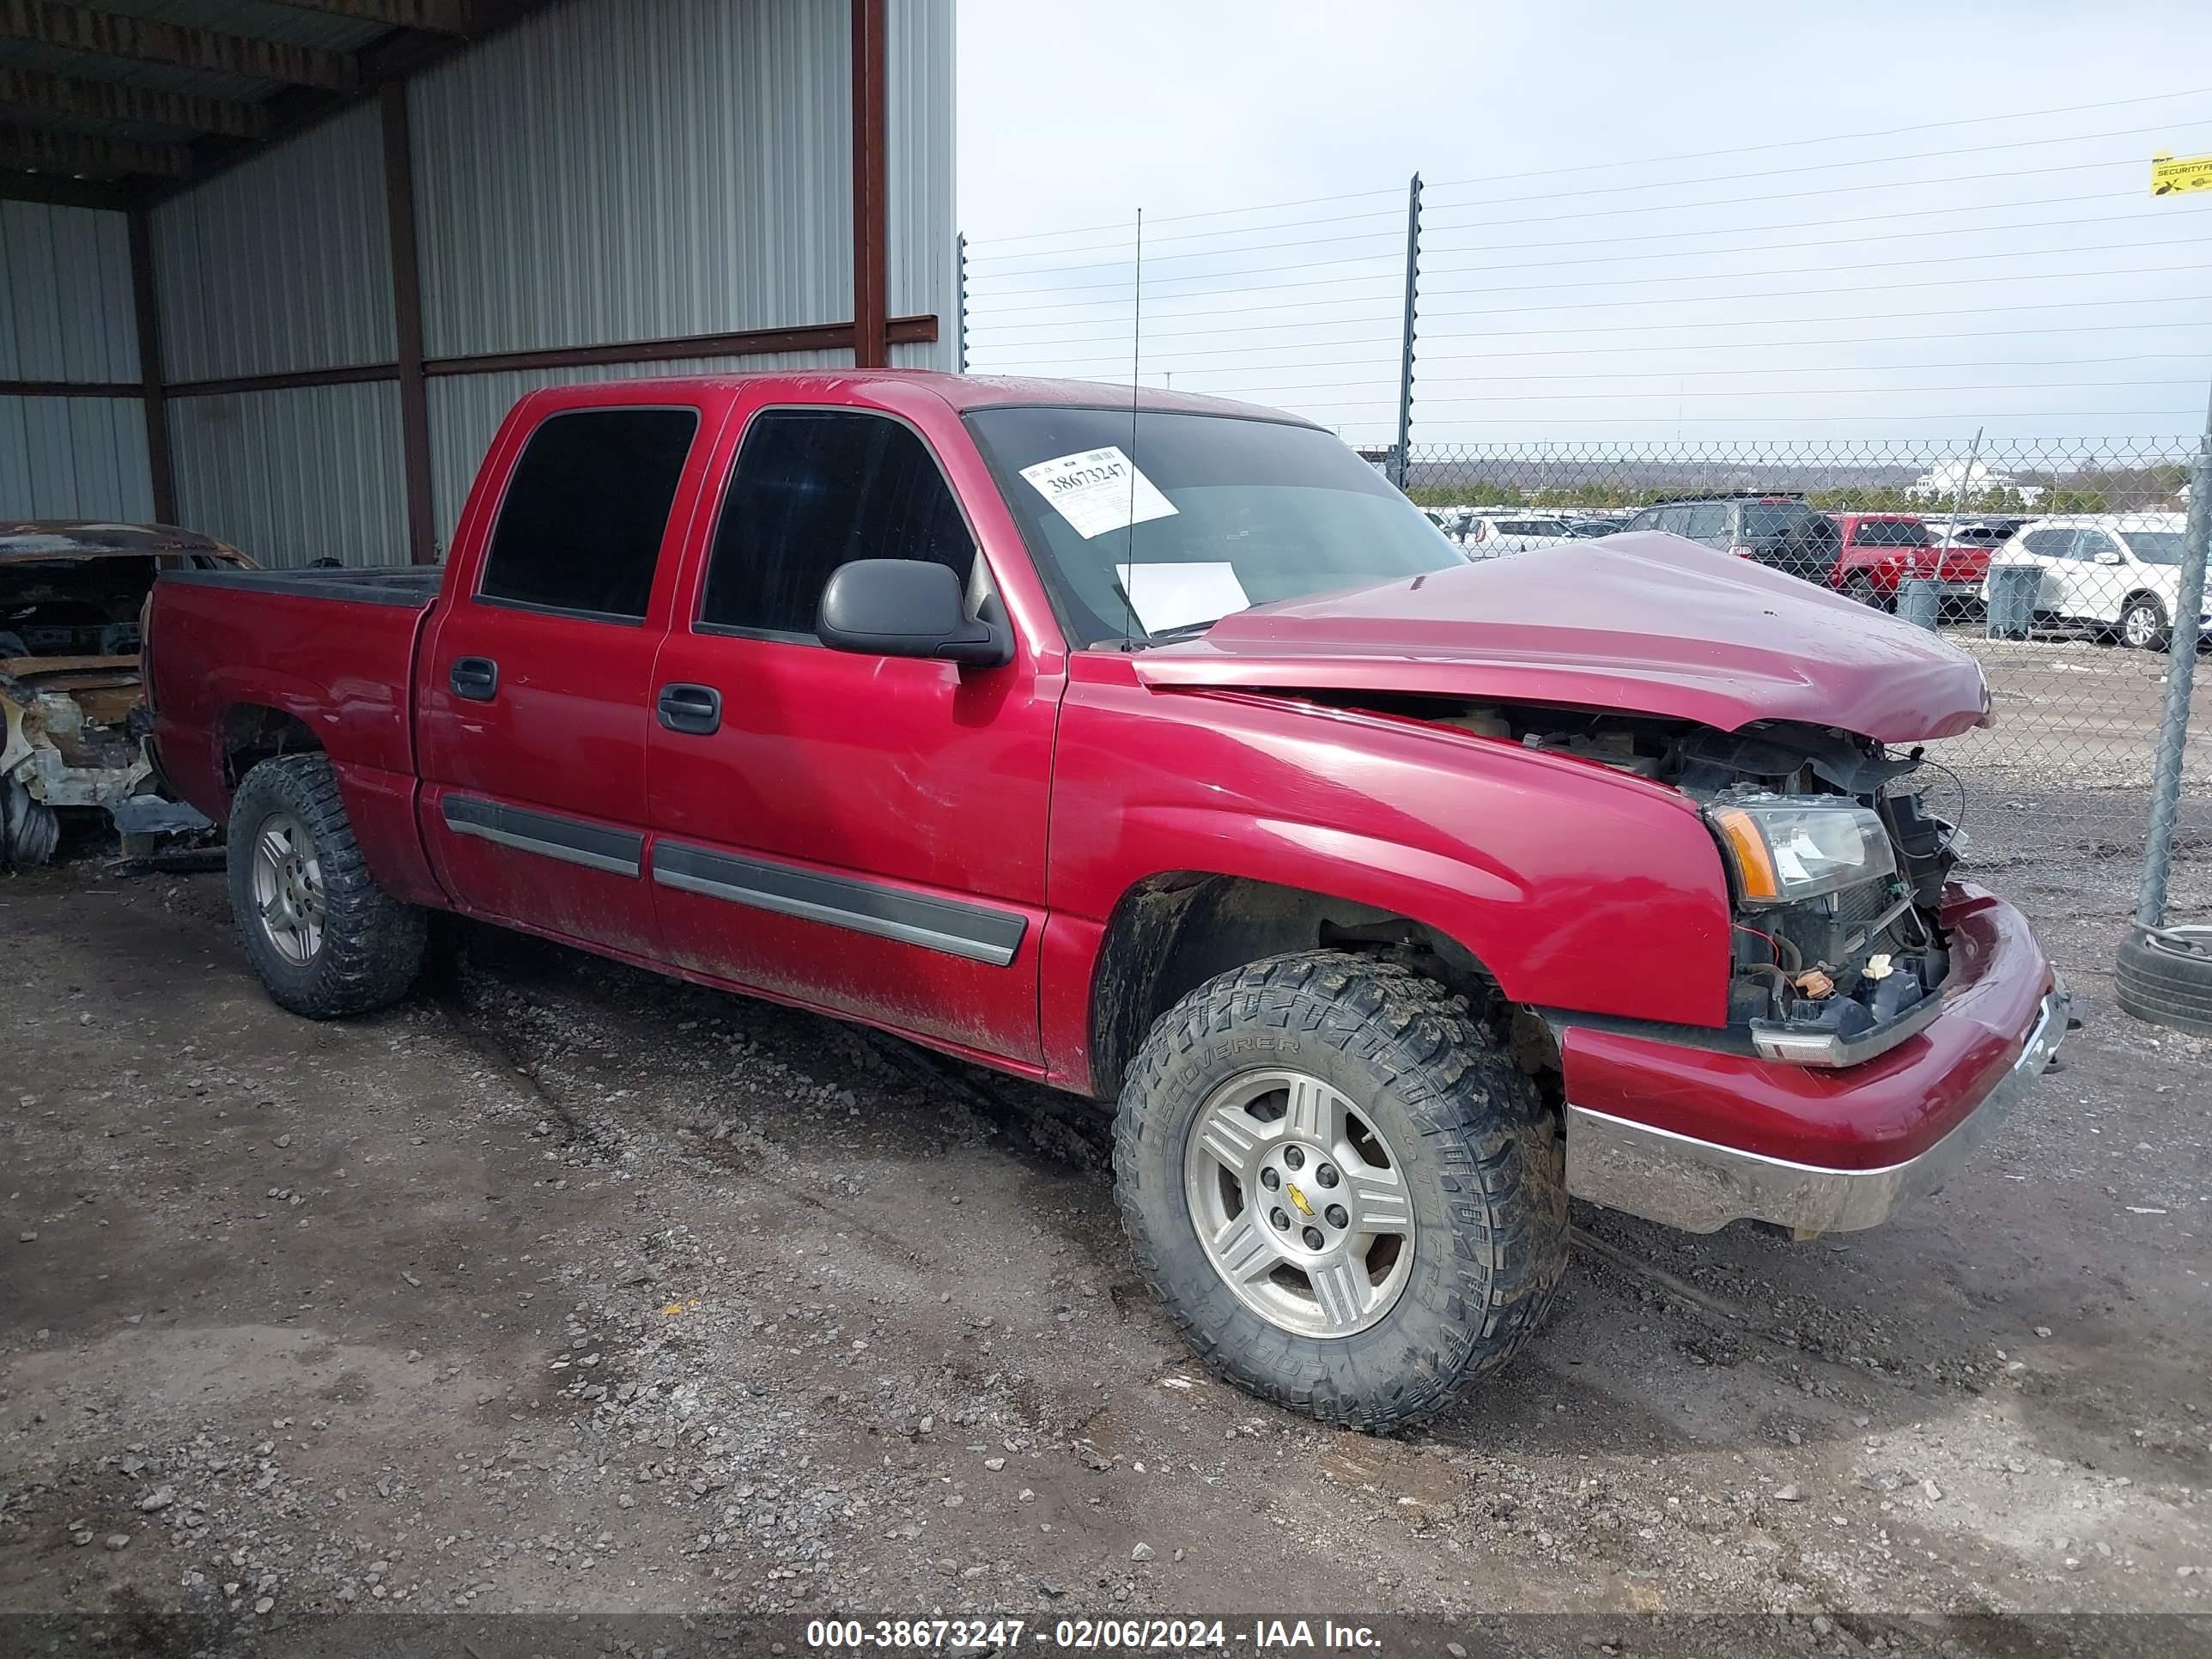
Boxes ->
[0,831,2207,1648]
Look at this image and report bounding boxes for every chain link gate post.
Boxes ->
[1389,173,1421,490]
[2132,383,2212,933]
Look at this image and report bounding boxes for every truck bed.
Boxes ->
[160,563,442,610]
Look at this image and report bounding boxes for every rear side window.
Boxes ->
[1683,504,1728,542]
[479,408,700,619]
[1741,503,1833,542]
[700,409,975,639]
[1851,520,1925,547]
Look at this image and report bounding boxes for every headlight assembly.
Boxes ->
[1707,797,1896,908]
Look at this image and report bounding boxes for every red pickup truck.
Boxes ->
[1828,513,1989,610]
[146,372,2067,1430]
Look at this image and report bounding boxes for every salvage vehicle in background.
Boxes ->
[1462,514,1577,556]
[1619,493,1842,583]
[145,372,2066,1431]
[1982,514,2201,651]
[1,521,244,866]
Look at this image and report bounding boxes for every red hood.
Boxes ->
[1132,532,1991,743]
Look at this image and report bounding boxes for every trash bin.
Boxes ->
[1896,579,1942,632]
[1985,563,2041,641]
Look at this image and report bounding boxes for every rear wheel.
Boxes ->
[1843,572,1887,611]
[2120,594,2171,653]
[228,754,425,1018]
[1113,951,1568,1431]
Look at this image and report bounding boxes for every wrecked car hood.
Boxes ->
[1133,532,1991,743]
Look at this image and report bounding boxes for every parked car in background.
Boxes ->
[143,370,2063,1431]
[2,520,246,866]
[1464,514,1577,556]
[1620,495,1842,584]
[1824,513,1986,612]
[1983,514,2201,650]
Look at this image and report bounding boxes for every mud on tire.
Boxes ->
[227,754,426,1018]
[1113,950,1569,1431]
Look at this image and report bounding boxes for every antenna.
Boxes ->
[1121,207,1143,647]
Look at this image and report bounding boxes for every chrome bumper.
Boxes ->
[1565,979,2069,1235]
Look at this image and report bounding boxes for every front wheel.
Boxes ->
[228,754,426,1018]
[1113,952,1568,1431]
[2120,595,2171,653]
[1843,572,1888,611]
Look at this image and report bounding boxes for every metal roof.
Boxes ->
[0,1,560,208]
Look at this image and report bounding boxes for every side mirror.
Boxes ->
[2095,550,2125,566]
[817,558,1012,667]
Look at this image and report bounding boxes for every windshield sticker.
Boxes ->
[1018,446,1179,540]
[1113,562,1248,635]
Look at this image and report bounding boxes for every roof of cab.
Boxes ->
[522,368,1320,426]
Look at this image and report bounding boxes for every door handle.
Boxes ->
[450,656,499,702]
[657,682,721,737]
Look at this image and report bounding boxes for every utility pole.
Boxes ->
[1392,173,1422,490]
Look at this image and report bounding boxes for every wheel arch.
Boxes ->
[1085,870,1510,1102]
[220,702,324,787]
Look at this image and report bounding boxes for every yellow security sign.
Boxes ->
[2151,152,2212,197]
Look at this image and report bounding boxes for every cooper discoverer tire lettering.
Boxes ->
[1113,950,1569,1430]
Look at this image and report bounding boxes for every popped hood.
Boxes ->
[1132,532,1991,744]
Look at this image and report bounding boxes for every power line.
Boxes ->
[962,85,2212,254]
[970,319,2212,377]
[965,116,2206,271]
[969,263,2209,338]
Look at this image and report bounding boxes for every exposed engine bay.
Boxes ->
[2,522,246,866]
[1315,690,1964,1054]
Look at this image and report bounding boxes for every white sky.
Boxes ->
[954,0,2212,447]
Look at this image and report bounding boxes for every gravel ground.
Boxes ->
[2,771,2209,1655]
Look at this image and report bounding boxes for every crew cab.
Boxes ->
[146,373,2067,1431]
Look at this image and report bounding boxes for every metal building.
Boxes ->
[0,0,957,567]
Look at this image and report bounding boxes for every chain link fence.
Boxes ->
[1399,436,2209,923]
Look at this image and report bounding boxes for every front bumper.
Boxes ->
[1562,885,2065,1234]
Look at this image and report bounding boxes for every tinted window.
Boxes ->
[1684,504,1728,543]
[1741,503,1832,541]
[701,410,974,639]
[1851,520,1925,547]
[2124,531,2185,565]
[2021,528,2075,557]
[479,408,698,618]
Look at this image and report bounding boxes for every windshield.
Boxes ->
[966,406,1463,645]
[2123,531,2187,565]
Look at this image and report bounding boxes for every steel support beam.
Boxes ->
[0,169,134,209]
[0,67,269,138]
[380,82,436,565]
[0,123,187,177]
[264,0,476,32]
[127,206,177,523]
[849,0,889,368]
[0,2,359,93]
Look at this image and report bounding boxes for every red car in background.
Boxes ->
[1827,513,1989,611]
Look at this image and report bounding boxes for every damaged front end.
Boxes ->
[2,521,246,866]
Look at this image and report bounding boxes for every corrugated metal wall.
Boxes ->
[168,382,406,568]
[409,0,860,360]
[888,0,957,370]
[0,396,153,520]
[151,103,395,384]
[427,349,855,548]
[0,200,155,519]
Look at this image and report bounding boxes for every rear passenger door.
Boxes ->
[417,402,714,957]
[2013,526,2078,617]
[643,403,1055,1063]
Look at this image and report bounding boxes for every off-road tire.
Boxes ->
[2120,594,2171,653]
[1113,951,1569,1431]
[228,754,426,1018]
[2117,925,2212,1038]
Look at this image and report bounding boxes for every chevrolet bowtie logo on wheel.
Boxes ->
[1285,1183,1315,1218]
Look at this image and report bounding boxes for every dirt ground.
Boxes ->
[3,797,2209,1655]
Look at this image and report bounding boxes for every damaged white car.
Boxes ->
[2,521,247,866]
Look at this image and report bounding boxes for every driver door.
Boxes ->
[642,400,1056,1063]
